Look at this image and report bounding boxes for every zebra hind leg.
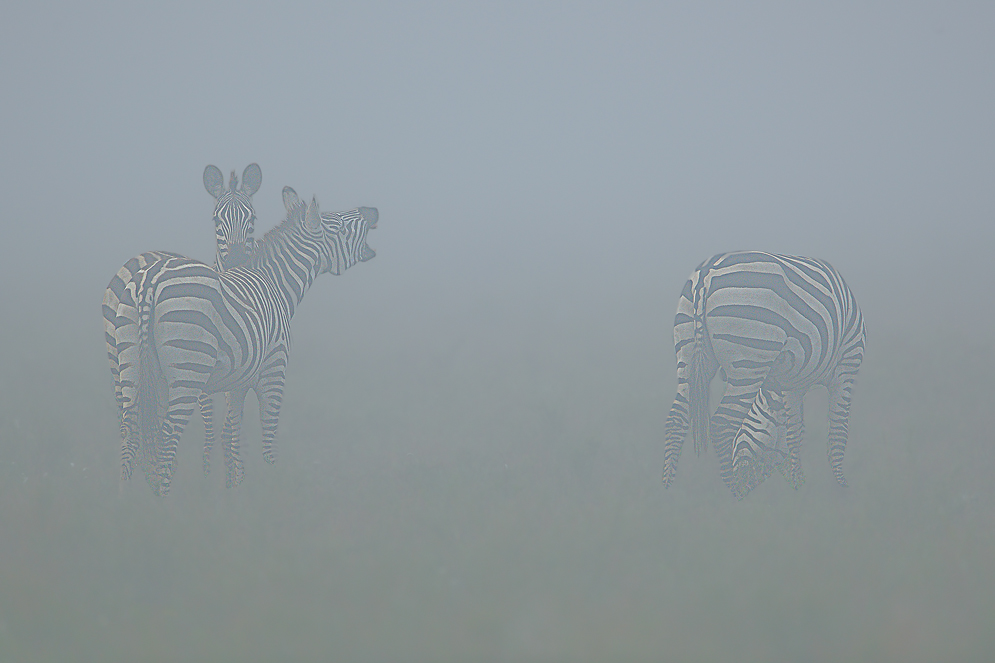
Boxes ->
[120,407,140,480]
[782,390,805,489]
[200,392,215,476]
[223,389,248,488]
[663,343,718,487]
[153,392,198,496]
[662,396,690,487]
[256,368,287,465]
[827,377,855,487]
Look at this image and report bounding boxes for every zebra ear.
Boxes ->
[204,165,224,199]
[240,163,262,197]
[305,197,321,232]
[282,186,300,211]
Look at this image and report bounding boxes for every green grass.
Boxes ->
[1,302,993,662]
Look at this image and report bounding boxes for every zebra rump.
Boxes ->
[104,164,261,486]
[116,194,377,495]
[663,251,865,499]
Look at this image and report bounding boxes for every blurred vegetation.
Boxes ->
[1,299,993,663]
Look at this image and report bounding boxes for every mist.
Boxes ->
[1,2,993,661]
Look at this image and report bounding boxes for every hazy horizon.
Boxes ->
[1,3,993,661]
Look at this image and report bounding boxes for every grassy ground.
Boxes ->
[0,294,992,662]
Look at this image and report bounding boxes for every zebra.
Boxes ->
[661,251,865,498]
[103,164,260,481]
[115,190,377,495]
[200,187,374,482]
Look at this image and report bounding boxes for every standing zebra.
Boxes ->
[662,252,865,498]
[103,164,260,481]
[116,191,377,495]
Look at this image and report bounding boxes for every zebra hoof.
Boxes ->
[661,464,676,487]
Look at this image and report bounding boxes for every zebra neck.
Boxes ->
[254,229,322,320]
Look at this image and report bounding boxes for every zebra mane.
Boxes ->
[246,198,309,268]
[228,169,238,193]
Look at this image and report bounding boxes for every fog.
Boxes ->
[1,2,993,661]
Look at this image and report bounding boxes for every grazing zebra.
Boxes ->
[116,190,377,495]
[103,164,260,481]
[661,252,865,498]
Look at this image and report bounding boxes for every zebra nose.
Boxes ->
[222,245,249,269]
[359,207,378,228]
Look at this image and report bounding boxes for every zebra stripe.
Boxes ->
[203,163,261,270]
[662,252,865,498]
[116,191,377,495]
[728,385,792,498]
[104,164,260,485]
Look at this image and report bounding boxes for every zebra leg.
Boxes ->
[223,389,248,488]
[782,389,805,489]
[710,377,763,494]
[827,375,855,487]
[200,392,215,476]
[120,407,140,480]
[154,387,199,496]
[663,397,690,487]
[103,300,126,442]
[663,315,718,486]
[256,367,287,465]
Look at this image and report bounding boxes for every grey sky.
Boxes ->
[2,2,992,342]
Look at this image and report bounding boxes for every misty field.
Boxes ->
[0,293,992,663]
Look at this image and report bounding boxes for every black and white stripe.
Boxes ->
[103,164,261,476]
[662,252,865,498]
[203,163,261,270]
[116,190,377,495]
[727,385,792,498]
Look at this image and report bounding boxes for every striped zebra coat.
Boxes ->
[116,193,377,495]
[729,385,792,498]
[103,164,260,483]
[662,252,865,498]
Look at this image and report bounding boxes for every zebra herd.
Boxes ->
[103,164,864,500]
[103,165,378,495]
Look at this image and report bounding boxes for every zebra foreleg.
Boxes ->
[223,389,248,488]
[200,392,215,476]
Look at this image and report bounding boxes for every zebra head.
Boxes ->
[203,163,262,270]
[282,186,378,276]
[731,386,790,499]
